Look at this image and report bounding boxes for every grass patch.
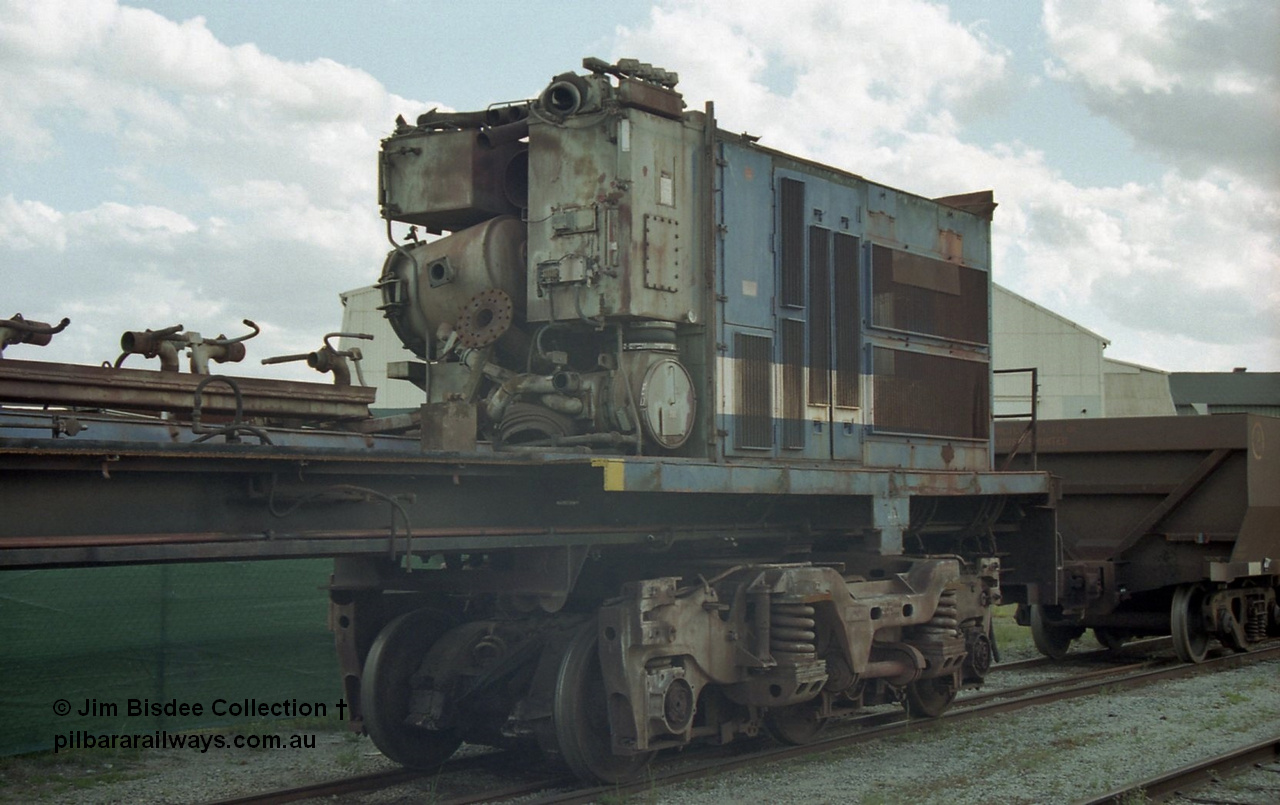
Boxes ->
[991,605,1034,659]
[0,744,151,797]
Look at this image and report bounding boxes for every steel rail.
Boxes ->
[990,636,1172,674]
[202,766,424,805]
[199,750,513,805]
[199,642,1280,805]
[1077,735,1280,805]
[519,642,1280,805]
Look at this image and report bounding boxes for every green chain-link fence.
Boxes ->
[1,559,339,755]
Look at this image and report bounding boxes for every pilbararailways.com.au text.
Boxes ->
[49,696,349,754]
[55,730,318,754]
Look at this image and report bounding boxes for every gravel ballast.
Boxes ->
[3,651,1277,804]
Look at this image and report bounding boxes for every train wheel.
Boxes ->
[764,696,827,745]
[360,609,462,769]
[552,621,654,784]
[1093,628,1127,652]
[1171,584,1211,664]
[903,677,956,718]
[1029,605,1078,660]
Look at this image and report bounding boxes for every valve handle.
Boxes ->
[322,331,374,352]
[3,315,71,335]
[208,319,260,346]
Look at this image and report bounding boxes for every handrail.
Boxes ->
[993,367,1038,471]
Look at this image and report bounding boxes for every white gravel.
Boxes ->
[652,657,1280,805]
[3,652,1277,804]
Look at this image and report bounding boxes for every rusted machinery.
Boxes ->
[997,414,1280,663]
[0,57,1071,784]
[0,314,69,356]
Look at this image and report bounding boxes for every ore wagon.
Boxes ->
[996,414,1279,662]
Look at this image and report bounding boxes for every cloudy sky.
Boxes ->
[2,0,1276,379]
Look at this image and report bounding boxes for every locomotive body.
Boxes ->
[350,58,1049,781]
[378,58,995,474]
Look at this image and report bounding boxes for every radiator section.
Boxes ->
[833,232,861,408]
[779,178,805,308]
[735,333,774,449]
[870,245,988,344]
[781,319,805,449]
[872,348,990,439]
[807,226,831,405]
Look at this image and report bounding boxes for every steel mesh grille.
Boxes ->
[833,232,860,408]
[735,333,773,449]
[779,178,805,308]
[870,245,988,344]
[781,318,805,449]
[872,348,990,439]
[807,226,831,405]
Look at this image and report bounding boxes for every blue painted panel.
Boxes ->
[715,144,994,469]
[892,191,946,255]
[772,167,875,463]
[719,142,775,329]
[607,457,1050,499]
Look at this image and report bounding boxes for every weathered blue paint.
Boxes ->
[718,142,775,330]
[598,456,1049,499]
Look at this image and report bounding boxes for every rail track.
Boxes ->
[1080,735,1280,804]
[521,644,1280,805]
[204,641,1279,805]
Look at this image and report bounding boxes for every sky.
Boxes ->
[2,0,1277,380]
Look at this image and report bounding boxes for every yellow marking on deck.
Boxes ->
[591,458,625,491]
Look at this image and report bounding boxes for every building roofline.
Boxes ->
[1103,356,1169,374]
[992,283,1111,345]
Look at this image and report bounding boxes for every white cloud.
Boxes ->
[614,0,1011,159]
[71,202,197,248]
[0,0,427,378]
[0,196,66,251]
[1043,0,1280,186]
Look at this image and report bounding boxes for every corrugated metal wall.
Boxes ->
[339,285,425,412]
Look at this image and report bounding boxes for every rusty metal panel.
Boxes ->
[421,401,477,452]
[615,77,684,119]
[379,128,525,231]
[0,359,374,420]
[994,414,1279,598]
[527,108,703,324]
[870,245,988,344]
[642,213,681,292]
[807,226,831,405]
[833,232,861,408]
[872,348,990,439]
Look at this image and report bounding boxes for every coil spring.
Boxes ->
[770,602,817,664]
[1246,599,1267,643]
[921,589,960,637]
